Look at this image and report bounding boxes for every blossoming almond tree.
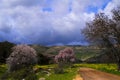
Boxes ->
[6,44,37,72]
[55,47,75,68]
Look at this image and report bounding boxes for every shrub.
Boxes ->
[6,44,37,72]
[37,53,51,65]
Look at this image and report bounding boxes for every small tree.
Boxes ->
[54,47,75,73]
[55,47,75,64]
[6,44,37,72]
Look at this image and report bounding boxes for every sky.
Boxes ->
[0,0,120,46]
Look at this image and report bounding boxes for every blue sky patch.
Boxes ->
[101,0,112,10]
[86,6,98,13]
[42,7,52,12]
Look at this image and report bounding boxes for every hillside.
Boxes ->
[85,52,116,63]
[0,41,113,63]
[32,45,101,61]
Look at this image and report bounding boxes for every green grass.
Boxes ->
[0,64,120,80]
[75,63,120,75]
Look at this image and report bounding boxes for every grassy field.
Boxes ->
[0,64,120,80]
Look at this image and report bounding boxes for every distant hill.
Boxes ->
[31,45,49,53]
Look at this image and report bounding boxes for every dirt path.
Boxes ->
[77,68,120,80]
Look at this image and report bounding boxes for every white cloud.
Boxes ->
[99,0,120,17]
[0,0,114,45]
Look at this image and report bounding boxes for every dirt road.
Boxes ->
[76,68,120,80]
